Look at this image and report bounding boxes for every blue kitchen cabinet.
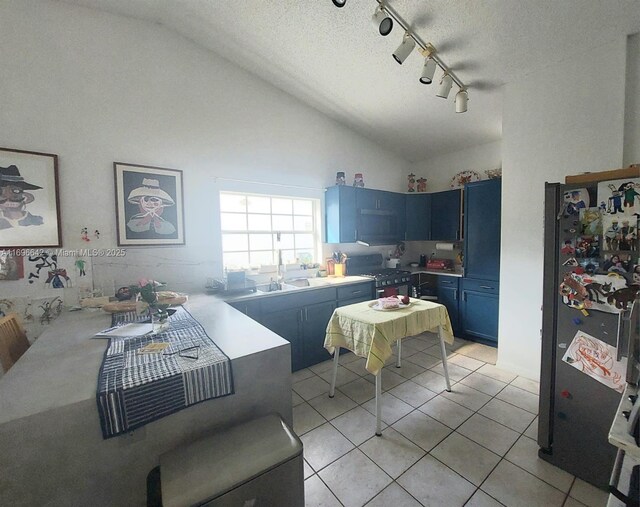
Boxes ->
[437,276,460,336]
[405,194,431,241]
[430,189,462,241]
[259,307,304,371]
[464,180,501,281]
[460,279,499,344]
[302,300,337,367]
[325,185,357,243]
[355,187,379,210]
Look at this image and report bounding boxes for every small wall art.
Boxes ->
[114,162,185,246]
[0,148,62,248]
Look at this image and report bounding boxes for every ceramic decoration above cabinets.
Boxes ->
[463,179,501,281]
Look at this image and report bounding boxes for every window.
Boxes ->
[220,192,320,269]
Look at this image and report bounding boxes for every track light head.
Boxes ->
[455,89,469,113]
[332,0,346,7]
[420,58,437,84]
[436,73,453,98]
[372,6,393,36]
[393,33,415,65]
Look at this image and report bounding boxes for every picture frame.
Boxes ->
[114,162,185,246]
[0,147,62,249]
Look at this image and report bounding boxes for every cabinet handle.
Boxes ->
[299,309,303,322]
[463,290,467,301]
[351,290,363,295]
[480,285,494,290]
[354,230,357,241]
[454,289,458,301]
[305,308,308,321]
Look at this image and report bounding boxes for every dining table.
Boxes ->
[324,297,454,436]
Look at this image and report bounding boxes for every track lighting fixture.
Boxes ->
[330,1,469,113]
[420,57,437,84]
[455,89,468,113]
[393,33,415,65]
[436,73,453,99]
[372,6,393,36]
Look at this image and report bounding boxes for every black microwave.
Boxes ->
[356,208,400,246]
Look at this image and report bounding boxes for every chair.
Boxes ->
[0,313,30,374]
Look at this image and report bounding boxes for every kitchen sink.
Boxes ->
[255,282,301,293]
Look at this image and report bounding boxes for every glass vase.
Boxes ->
[151,309,170,334]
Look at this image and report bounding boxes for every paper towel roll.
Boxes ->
[435,242,456,251]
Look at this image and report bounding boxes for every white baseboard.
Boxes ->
[495,359,541,382]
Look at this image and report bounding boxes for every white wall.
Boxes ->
[499,37,627,379]
[0,0,408,303]
[410,141,502,193]
[625,33,640,166]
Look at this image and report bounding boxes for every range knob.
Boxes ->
[624,410,631,420]
[629,395,638,404]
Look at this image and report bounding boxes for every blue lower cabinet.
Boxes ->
[260,308,304,371]
[302,301,336,368]
[460,278,499,345]
[437,277,460,336]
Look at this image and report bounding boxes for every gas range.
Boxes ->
[345,254,411,289]
[361,268,412,288]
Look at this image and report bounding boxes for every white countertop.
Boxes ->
[0,294,288,425]
[406,267,463,277]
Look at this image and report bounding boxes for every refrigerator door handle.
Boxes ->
[617,306,633,362]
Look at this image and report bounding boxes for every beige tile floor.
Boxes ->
[293,334,611,507]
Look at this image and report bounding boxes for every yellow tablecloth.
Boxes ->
[324,298,454,375]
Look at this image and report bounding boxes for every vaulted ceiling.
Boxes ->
[62,0,640,162]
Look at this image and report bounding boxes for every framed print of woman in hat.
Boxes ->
[114,162,185,246]
[0,148,62,249]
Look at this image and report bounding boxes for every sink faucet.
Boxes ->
[276,232,285,289]
[269,277,282,291]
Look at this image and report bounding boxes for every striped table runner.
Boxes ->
[97,307,233,438]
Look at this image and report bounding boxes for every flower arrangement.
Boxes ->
[129,278,170,331]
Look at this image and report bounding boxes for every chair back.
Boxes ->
[0,313,30,374]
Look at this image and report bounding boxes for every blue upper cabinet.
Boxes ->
[325,186,357,243]
[430,189,462,241]
[405,194,431,241]
[464,180,501,281]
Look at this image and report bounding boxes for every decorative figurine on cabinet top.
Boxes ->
[335,171,346,186]
[417,177,427,193]
[353,173,364,187]
[407,173,416,192]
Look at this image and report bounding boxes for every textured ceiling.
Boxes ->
[61,0,640,162]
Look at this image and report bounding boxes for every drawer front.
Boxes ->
[337,296,371,308]
[336,282,374,301]
[437,276,460,289]
[262,287,336,314]
[462,278,499,294]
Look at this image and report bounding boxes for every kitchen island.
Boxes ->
[0,295,291,507]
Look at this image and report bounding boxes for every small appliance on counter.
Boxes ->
[205,272,257,295]
[426,258,454,271]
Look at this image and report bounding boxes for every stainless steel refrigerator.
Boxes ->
[539,181,635,489]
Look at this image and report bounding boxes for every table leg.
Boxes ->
[396,339,402,368]
[438,325,452,392]
[329,347,340,398]
[375,371,382,436]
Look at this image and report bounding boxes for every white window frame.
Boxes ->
[219,191,322,270]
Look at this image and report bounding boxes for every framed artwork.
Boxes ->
[0,148,62,249]
[114,162,185,246]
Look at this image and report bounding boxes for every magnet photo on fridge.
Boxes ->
[597,178,640,216]
[574,235,599,258]
[602,215,637,252]
[563,188,590,216]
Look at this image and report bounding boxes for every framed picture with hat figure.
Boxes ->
[0,147,62,249]
[114,162,185,246]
